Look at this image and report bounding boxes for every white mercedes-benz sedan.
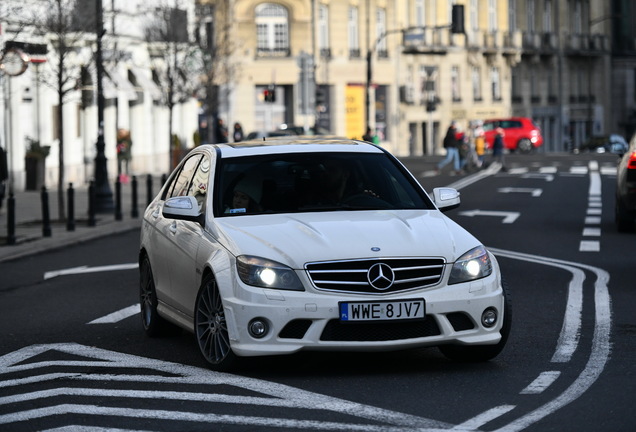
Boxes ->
[139,137,510,370]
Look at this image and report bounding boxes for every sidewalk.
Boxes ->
[0,176,158,263]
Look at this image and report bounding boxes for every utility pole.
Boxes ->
[94,0,113,212]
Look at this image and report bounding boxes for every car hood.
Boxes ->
[212,210,480,268]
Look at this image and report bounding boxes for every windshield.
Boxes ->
[214,152,434,216]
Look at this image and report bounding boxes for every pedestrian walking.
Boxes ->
[233,122,245,142]
[492,127,507,171]
[215,118,229,144]
[436,121,461,175]
[362,127,378,144]
[116,129,132,181]
[473,121,486,168]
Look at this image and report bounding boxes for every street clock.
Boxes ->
[0,48,30,77]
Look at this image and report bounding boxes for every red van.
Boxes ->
[483,117,543,153]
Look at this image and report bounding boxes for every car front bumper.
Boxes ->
[219,265,505,358]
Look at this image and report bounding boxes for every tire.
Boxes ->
[195,274,238,371]
[615,198,636,233]
[439,278,512,362]
[517,138,533,154]
[139,255,171,337]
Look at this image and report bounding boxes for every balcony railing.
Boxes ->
[256,47,291,58]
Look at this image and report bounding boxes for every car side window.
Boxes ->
[167,154,203,199]
[187,156,211,213]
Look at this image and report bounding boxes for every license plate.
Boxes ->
[339,299,425,322]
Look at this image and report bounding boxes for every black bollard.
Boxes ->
[7,192,16,245]
[131,175,139,218]
[115,177,123,221]
[41,186,52,237]
[146,174,153,206]
[66,183,75,231]
[88,180,96,227]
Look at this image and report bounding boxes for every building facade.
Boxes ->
[1,0,634,194]
[204,0,629,156]
[0,0,199,192]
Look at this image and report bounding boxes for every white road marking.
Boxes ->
[586,208,602,215]
[584,216,601,224]
[2,405,439,431]
[87,305,139,324]
[44,263,138,280]
[497,187,543,197]
[489,248,611,432]
[458,209,520,223]
[588,170,602,198]
[582,228,601,236]
[0,343,450,430]
[507,167,528,174]
[539,166,558,174]
[491,248,585,363]
[521,173,554,181]
[451,405,516,431]
[579,241,600,252]
[600,166,617,176]
[570,166,588,175]
[520,371,562,394]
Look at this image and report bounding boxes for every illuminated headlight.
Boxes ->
[236,255,304,291]
[448,246,492,285]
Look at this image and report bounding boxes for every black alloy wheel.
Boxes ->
[139,255,169,337]
[195,274,237,371]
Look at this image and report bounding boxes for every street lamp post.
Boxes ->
[94,0,113,212]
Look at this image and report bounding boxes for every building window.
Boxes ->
[491,67,501,101]
[488,0,497,33]
[451,66,461,101]
[349,6,360,58]
[377,8,387,57]
[471,0,479,32]
[255,3,289,56]
[572,0,583,34]
[415,0,425,27]
[530,67,539,101]
[509,0,517,33]
[472,66,482,101]
[511,68,522,102]
[318,4,330,58]
[544,0,553,32]
[527,0,535,33]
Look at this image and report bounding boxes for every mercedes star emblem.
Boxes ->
[367,263,395,291]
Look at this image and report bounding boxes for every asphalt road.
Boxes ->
[0,152,633,431]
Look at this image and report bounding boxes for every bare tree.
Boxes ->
[20,0,96,221]
[145,0,202,172]
[195,1,240,145]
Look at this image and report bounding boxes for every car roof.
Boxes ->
[201,136,385,158]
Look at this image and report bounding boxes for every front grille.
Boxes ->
[305,258,445,294]
[320,318,441,341]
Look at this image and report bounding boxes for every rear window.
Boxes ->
[214,152,435,216]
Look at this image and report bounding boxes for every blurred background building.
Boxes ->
[1,0,635,192]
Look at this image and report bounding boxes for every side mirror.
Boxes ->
[162,196,204,225]
[432,187,460,212]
